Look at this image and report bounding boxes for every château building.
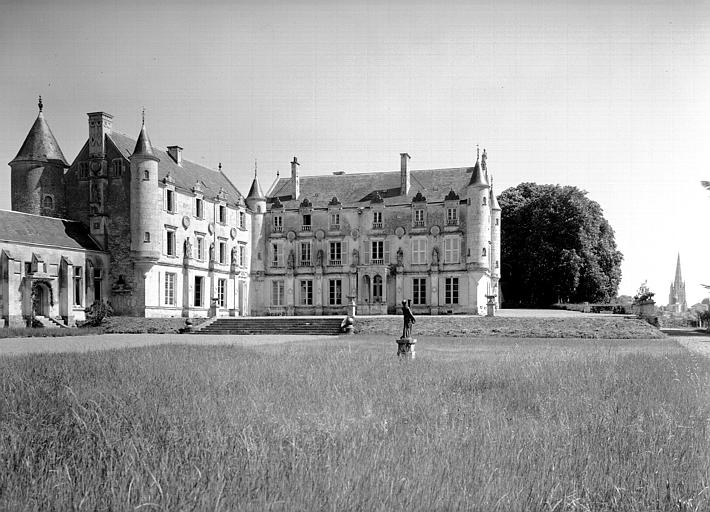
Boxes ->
[1,100,501,327]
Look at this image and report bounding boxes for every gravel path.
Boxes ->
[663,328,710,358]
[0,333,334,356]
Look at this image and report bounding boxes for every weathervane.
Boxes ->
[38,95,43,113]
[141,107,145,125]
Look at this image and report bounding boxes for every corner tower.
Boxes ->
[10,97,68,217]
[129,117,161,261]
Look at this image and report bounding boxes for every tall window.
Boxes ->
[330,213,340,230]
[194,276,204,307]
[196,236,205,260]
[413,278,427,305]
[79,162,89,179]
[273,215,283,232]
[411,238,427,264]
[165,272,176,305]
[144,232,151,243]
[217,279,226,307]
[272,243,283,267]
[301,214,312,231]
[271,280,285,306]
[219,241,227,264]
[300,280,313,305]
[444,237,460,264]
[300,241,311,266]
[329,279,342,305]
[445,277,459,304]
[93,268,102,302]
[329,241,342,265]
[166,230,176,256]
[447,207,458,225]
[239,211,246,229]
[413,209,425,227]
[218,205,226,223]
[373,275,383,302]
[73,266,82,306]
[372,211,383,229]
[43,195,54,210]
[239,245,246,266]
[166,189,175,213]
[371,240,384,264]
[195,198,203,219]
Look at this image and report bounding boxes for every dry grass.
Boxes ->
[0,326,104,339]
[356,315,665,339]
[1,336,707,511]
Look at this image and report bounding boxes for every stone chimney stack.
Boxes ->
[167,146,183,165]
[291,156,300,200]
[87,112,113,158]
[400,153,410,195]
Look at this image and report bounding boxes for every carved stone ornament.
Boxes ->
[430,225,440,237]
[287,230,296,242]
[230,227,237,240]
[395,226,405,238]
[315,229,325,241]
[351,228,360,240]
[208,222,215,234]
[182,216,190,229]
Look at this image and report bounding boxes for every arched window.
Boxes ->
[482,247,487,257]
[482,197,487,205]
[143,170,150,180]
[43,195,54,209]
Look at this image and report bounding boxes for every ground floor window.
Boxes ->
[217,278,226,307]
[329,279,342,305]
[271,280,285,306]
[300,280,313,305]
[73,266,82,306]
[445,277,459,304]
[194,276,204,307]
[412,277,426,305]
[93,269,102,302]
[165,272,176,305]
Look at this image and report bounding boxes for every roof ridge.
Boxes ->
[0,208,77,222]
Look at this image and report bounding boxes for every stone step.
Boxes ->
[197,317,344,335]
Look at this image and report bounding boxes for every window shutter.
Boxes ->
[363,240,370,264]
[342,241,348,265]
[423,239,428,264]
[459,237,465,264]
[384,240,390,264]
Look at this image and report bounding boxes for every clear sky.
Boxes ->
[1,0,708,304]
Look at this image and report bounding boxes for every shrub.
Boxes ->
[81,300,114,327]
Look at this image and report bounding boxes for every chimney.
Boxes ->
[167,145,183,165]
[291,156,300,200]
[87,112,113,158]
[400,153,410,195]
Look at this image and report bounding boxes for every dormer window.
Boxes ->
[372,211,383,229]
[302,214,312,232]
[239,211,246,229]
[195,198,204,219]
[446,207,458,225]
[218,205,227,224]
[273,214,283,232]
[329,212,340,231]
[413,209,425,227]
[165,189,175,213]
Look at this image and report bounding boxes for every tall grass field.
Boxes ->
[1,336,708,511]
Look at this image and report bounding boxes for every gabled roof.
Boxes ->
[0,210,102,251]
[11,112,68,166]
[268,167,475,208]
[107,132,244,206]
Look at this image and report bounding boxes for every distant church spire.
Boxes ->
[668,253,687,312]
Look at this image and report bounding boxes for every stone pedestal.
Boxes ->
[486,294,497,317]
[396,337,416,359]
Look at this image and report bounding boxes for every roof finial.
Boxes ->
[476,144,480,161]
[254,159,258,178]
[141,107,145,126]
[218,162,222,172]
[38,95,43,113]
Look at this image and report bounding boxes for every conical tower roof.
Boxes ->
[468,156,489,188]
[490,187,501,211]
[11,98,68,166]
[132,121,157,158]
[247,176,265,200]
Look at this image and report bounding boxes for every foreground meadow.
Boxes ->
[1,336,708,511]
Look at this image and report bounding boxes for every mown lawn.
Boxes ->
[1,336,708,511]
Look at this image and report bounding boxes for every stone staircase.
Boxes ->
[34,315,67,328]
[195,316,344,335]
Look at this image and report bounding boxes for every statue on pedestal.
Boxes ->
[401,299,415,339]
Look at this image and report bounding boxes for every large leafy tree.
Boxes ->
[498,183,623,307]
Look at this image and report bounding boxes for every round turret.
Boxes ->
[466,151,491,269]
[246,164,267,274]
[129,121,161,261]
[9,97,68,217]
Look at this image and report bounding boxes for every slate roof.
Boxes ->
[11,112,69,166]
[0,210,102,251]
[268,167,476,208]
[107,132,244,206]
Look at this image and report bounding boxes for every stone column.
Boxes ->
[314,267,323,315]
[395,265,404,314]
